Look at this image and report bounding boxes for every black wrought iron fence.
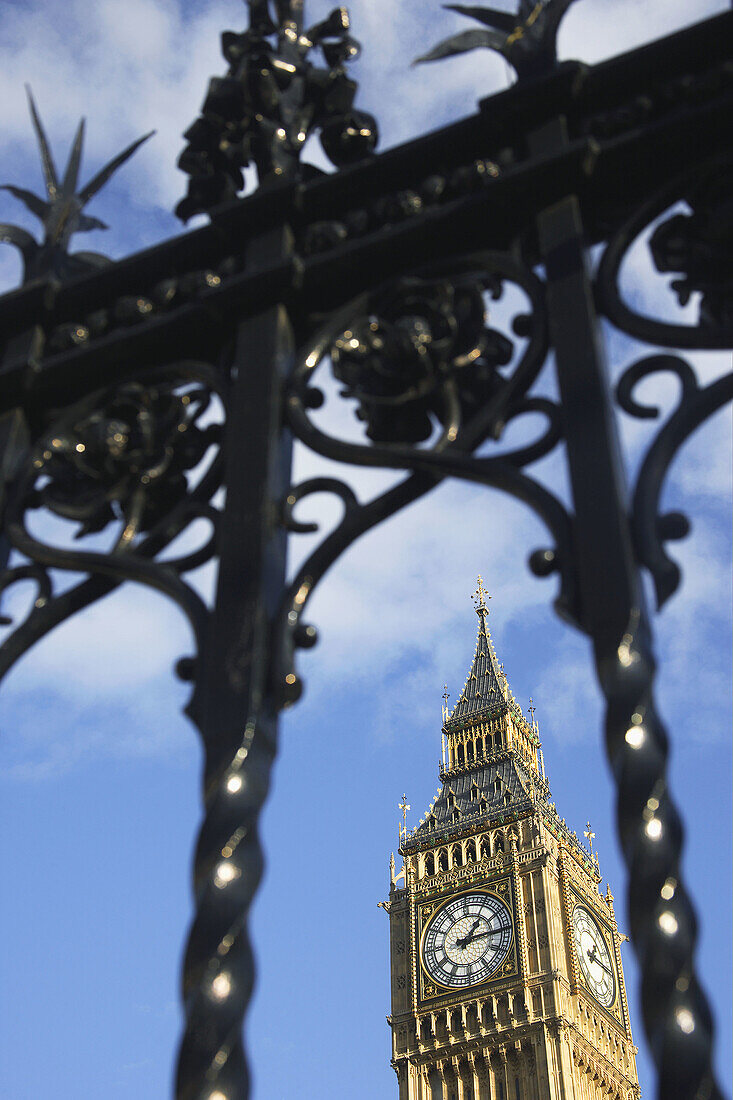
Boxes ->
[0,3,730,1098]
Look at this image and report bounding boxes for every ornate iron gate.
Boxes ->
[1,3,730,1098]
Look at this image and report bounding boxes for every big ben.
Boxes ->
[384,580,641,1099]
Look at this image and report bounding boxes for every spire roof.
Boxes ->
[446,577,506,727]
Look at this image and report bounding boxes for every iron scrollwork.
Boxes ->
[0,363,223,682]
[596,157,733,350]
[275,253,578,706]
[617,353,733,610]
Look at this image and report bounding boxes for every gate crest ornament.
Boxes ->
[176,0,379,221]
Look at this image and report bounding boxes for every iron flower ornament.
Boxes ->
[0,87,153,284]
[414,0,578,81]
[176,0,379,220]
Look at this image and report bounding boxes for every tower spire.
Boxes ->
[446,579,505,726]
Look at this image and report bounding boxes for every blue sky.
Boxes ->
[0,1,730,1098]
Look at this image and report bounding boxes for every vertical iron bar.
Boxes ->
[0,410,29,574]
[531,119,639,649]
[534,119,725,1100]
[0,321,42,600]
[175,227,294,1100]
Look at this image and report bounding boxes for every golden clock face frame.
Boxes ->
[416,878,517,1003]
[571,903,616,1008]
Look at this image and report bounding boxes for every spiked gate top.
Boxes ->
[0,87,153,283]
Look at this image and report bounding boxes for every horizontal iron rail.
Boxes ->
[0,12,729,364]
[0,81,730,414]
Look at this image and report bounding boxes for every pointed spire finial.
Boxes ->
[528,697,536,724]
[398,794,410,840]
[584,821,596,856]
[473,575,491,616]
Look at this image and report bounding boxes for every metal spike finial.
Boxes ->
[413,0,578,82]
[0,86,154,284]
[25,85,58,201]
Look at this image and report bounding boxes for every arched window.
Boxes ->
[480,834,491,859]
[452,844,463,867]
[466,740,474,761]
[439,848,449,872]
[425,853,435,876]
[457,743,464,765]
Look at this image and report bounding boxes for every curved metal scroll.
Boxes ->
[275,253,577,702]
[617,354,733,610]
[596,157,733,351]
[0,362,223,683]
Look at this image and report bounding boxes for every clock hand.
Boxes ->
[460,924,508,948]
[457,917,481,948]
[587,946,613,976]
[467,929,500,943]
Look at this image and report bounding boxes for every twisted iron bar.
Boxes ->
[600,609,724,1100]
[175,699,275,1099]
[600,351,733,1100]
[171,273,296,1097]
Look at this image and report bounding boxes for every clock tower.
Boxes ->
[383,582,641,1099]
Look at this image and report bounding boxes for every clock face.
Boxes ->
[422,891,513,989]
[571,905,616,1007]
